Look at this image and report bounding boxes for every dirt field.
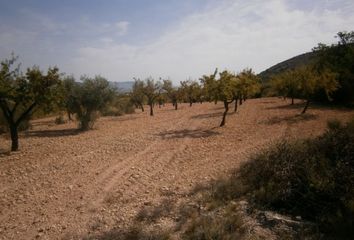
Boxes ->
[0,98,353,240]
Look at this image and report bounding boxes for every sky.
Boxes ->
[0,0,353,84]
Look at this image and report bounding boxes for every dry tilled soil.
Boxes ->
[0,98,353,239]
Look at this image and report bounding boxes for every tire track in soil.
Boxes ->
[86,108,197,219]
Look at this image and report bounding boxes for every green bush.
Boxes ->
[102,95,135,117]
[240,119,354,236]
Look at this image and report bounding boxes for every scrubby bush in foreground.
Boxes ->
[184,119,354,239]
[239,119,354,237]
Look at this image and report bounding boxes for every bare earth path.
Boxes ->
[0,98,353,239]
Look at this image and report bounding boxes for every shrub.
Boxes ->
[102,95,135,117]
[239,119,354,236]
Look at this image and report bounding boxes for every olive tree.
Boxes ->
[130,79,146,112]
[67,76,114,130]
[0,55,61,151]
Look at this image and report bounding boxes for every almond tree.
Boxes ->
[180,79,200,107]
[200,68,218,104]
[162,79,182,110]
[0,55,61,151]
[295,66,338,114]
[202,69,237,126]
[216,71,238,126]
[270,70,300,104]
[142,78,162,116]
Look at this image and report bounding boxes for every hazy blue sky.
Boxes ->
[1,0,353,83]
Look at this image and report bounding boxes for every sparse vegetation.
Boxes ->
[242,119,354,236]
[1,29,354,240]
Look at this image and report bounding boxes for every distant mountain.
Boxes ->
[109,81,134,93]
[258,51,317,84]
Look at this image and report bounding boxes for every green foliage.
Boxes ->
[130,79,146,112]
[270,65,338,113]
[102,94,135,116]
[239,119,354,237]
[200,68,218,102]
[180,79,201,106]
[162,79,183,109]
[235,68,262,100]
[312,31,354,104]
[270,70,300,101]
[0,54,61,150]
[141,78,162,116]
[201,68,261,126]
[67,76,114,130]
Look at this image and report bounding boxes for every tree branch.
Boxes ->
[15,102,37,126]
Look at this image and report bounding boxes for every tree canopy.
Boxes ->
[0,55,61,151]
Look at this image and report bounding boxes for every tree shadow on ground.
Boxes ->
[108,116,139,122]
[190,112,222,119]
[24,128,80,138]
[157,128,220,139]
[266,102,353,112]
[78,227,170,240]
[30,118,56,127]
[265,102,306,110]
[262,113,318,125]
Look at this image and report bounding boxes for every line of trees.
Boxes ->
[269,31,354,113]
[129,69,261,127]
[0,55,116,151]
[7,37,344,152]
[201,68,261,126]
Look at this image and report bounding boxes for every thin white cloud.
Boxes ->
[70,0,354,83]
[115,21,130,36]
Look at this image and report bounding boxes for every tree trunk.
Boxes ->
[175,101,178,110]
[302,99,310,114]
[291,98,294,105]
[67,111,72,121]
[10,124,19,151]
[189,101,192,107]
[149,104,154,116]
[140,104,144,112]
[239,98,243,105]
[220,100,229,127]
[234,98,238,112]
